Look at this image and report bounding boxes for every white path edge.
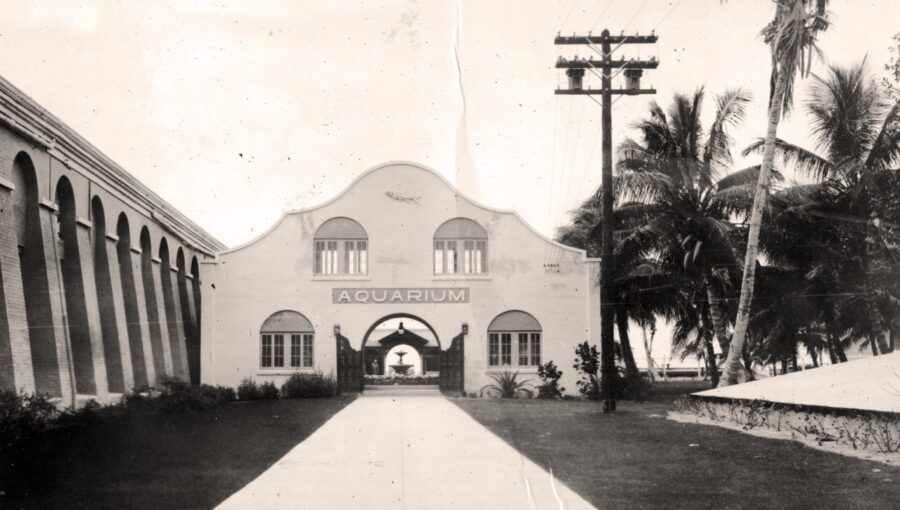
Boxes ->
[216,394,598,510]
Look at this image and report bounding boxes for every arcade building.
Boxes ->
[204,162,602,394]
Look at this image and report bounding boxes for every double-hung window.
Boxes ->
[290,333,315,368]
[260,311,315,369]
[314,218,368,276]
[434,218,488,275]
[487,311,542,368]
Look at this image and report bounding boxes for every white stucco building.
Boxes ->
[201,162,602,394]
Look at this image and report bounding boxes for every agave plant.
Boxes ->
[479,370,533,398]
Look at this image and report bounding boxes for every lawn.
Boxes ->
[1,396,354,509]
[454,384,900,510]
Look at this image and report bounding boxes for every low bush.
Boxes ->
[237,378,260,400]
[615,369,652,400]
[1,378,237,472]
[259,381,280,399]
[237,377,278,400]
[536,361,565,399]
[152,376,236,412]
[281,371,336,398]
[0,391,59,456]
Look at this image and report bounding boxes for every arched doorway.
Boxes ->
[334,313,466,394]
[360,315,441,378]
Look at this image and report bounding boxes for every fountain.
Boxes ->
[389,350,414,376]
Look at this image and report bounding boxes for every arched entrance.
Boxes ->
[334,313,466,394]
[361,314,441,378]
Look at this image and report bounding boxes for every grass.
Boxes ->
[454,382,900,510]
[1,396,353,509]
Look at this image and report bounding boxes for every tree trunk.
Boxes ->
[721,72,787,386]
[704,333,719,387]
[810,348,819,368]
[826,327,848,363]
[871,338,880,356]
[741,351,755,381]
[876,334,890,354]
[615,307,640,375]
[641,325,655,382]
[704,268,731,358]
[826,344,837,365]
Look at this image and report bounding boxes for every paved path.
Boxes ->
[217,392,597,509]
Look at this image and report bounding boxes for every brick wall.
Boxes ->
[0,88,220,403]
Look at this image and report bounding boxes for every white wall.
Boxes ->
[202,162,595,394]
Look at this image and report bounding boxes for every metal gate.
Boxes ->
[439,331,465,394]
[335,332,363,394]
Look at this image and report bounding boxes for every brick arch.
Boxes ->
[55,176,97,395]
[176,248,200,384]
[115,212,149,387]
[10,152,61,395]
[139,226,166,382]
[158,238,186,379]
[190,255,201,348]
[91,196,124,392]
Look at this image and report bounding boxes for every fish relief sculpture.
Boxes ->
[385,191,420,204]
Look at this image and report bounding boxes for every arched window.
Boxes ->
[487,310,541,368]
[260,311,314,369]
[434,218,488,275]
[313,217,368,275]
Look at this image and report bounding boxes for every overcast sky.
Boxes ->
[0,1,897,247]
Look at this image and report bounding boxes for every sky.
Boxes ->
[0,1,897,247]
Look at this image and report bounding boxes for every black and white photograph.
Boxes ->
[0,1,898,508]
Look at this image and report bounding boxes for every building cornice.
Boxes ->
[0,75,226,256]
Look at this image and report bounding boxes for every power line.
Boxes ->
[653,0,684,32]
[560,0,580,32]
[624,0,652,32]
[591,0,615,33]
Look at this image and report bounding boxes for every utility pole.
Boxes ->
[554,29,657,413]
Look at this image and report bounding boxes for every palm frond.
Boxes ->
[703,88,753,185]
[742,138,833,181]
[807,60,880,164]
[614,171,676,203]
[762,0,831,114]
[864,99,900,170]
[715,164,785,191]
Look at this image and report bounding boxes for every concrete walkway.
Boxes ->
[217,392,597,509]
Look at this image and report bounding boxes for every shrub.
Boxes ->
[259,381,280,400]
[480,370,533,398]
[147,376,235,412]
[237,378,261,400]
[0,391,59,456]
[573,341,600,400]
[281,371,336,399]
[616,369,652,400]
[536,361,565,399]
[55,399,103,429]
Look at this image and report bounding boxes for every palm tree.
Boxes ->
[721,0,831,386]
[615,87,757,376]
[758,189,850,363]
[745,61,900,361]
